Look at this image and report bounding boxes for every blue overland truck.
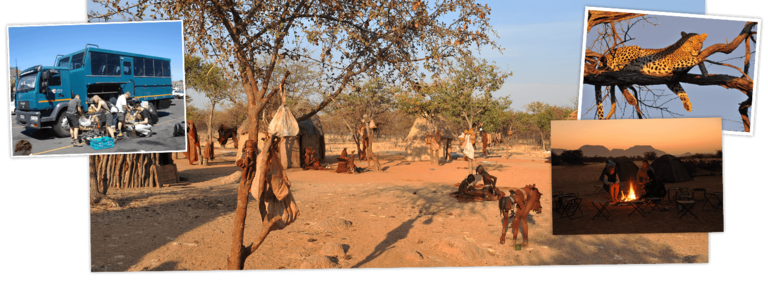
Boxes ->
[14,45,174,137]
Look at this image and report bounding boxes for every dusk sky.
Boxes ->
[551,118,722,155]
[580,11,757,132]
[87,0,703,110]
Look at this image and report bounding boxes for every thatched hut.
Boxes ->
[404,117,459,161]
[234,115,325,169]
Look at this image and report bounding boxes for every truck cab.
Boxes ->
[14,64,84,137]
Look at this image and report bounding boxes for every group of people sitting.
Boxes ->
[600,159,665,205]
[66,91,156,147]
[456,165,501,201]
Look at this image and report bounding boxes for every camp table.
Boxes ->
[591,200,612,220]
[625,200,647,217]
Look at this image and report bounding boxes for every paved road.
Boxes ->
[11,99,187,156]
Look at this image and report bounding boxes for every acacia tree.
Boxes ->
[328,78,395,169]
[90,0,500,270]
[436,57,512,130]
[583,10,757,132]
[523,101,573,150]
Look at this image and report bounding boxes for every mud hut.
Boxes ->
[404,117,458,161]
[234,115,325,169]
[650,154,692,183]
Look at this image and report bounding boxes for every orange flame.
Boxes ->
[621,182,637,202]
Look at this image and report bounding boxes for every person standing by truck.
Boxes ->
[91,95,116,139]
[66,94,84,147]
[115,92,130,135]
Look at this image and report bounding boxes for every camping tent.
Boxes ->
[404,117,459,161]
[234,115,325,169]
[612,157,640,184]
[650,154,692,183]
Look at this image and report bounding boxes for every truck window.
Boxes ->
[49,74,61,86]
[70,52,84,69]
[57,57,70,68]
[154,59,163,77]
[107,54,121,75]
[134,57,144,76]
[91,52,121,76]
[163,60,170,77]
[123,61,132,75]
[91,52,107,75]
[145,59,155,77]
[18,74,37,92]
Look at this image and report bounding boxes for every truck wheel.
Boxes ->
[53,112,71,138]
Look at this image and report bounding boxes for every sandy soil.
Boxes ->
[552,163,723,235]
[90,143,708,272]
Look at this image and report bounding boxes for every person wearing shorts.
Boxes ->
[91,95,115,139]
[115,92,130,133]
[66,95,84,146]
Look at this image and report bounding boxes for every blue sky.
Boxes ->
[8,21,184,81]
[580,13,756,131]
[85,0,703,110]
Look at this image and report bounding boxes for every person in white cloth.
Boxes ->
[115,91,130,135]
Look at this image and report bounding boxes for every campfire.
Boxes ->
[620,181,638,202]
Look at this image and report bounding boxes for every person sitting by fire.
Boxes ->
[640,168,666,199]
[636,160,654,196]
[603,165,621,204]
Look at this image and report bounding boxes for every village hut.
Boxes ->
[404,117,459,161]
[234,115,325,169]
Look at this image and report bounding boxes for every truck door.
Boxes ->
[121,57,135,96]
[41,71,66,111]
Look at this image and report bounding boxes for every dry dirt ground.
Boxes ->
[90,142,708,272]
[552,163,723,235]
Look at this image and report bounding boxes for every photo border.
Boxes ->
[576,6,761,136]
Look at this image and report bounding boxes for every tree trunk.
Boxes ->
[204,102,217,166]
[91,154,172,192]
[88,155,120,208]
[227,71,291,270]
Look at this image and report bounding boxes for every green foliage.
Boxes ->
[433,57,513,130]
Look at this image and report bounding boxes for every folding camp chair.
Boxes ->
[703,192,723,211]
[591,200,612,220]
[559,196,583,220]
[677,200,697,218]
[627,200,647,217]
[691,188,706,201]
[667,187,688,201]
[594,184,612,201]
[643,197,663,213]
